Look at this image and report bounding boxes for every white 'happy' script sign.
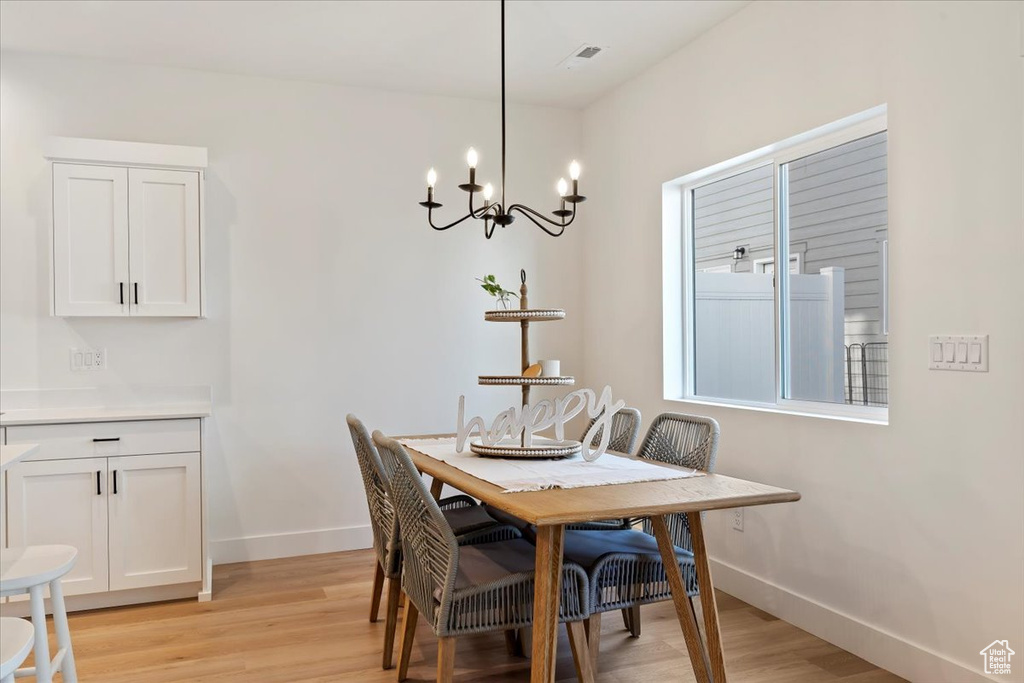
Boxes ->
[456,386,625,461]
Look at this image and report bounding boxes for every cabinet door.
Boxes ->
[7,458,109,596]
[52,163,130,316]
[108,452,202,591]
[128,168,201,317]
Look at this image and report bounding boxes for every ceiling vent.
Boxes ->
[558,44,607,70]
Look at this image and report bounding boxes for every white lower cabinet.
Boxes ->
[7,457,110,596]
[108,452,202,590]
[4,418,207,607]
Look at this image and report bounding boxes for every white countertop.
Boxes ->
[0,386,211,427]
[0,443,38,471]
[0,405,211,427]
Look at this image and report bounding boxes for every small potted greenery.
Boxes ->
[476,274,519,310]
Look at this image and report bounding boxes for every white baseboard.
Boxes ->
[710,557,997,683]
[211,525,373,564]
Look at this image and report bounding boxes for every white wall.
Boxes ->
[581,2,1023,682]
[0,52,586,562]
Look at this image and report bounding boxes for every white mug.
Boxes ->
[540,359,560,377]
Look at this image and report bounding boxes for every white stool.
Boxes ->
[0,545,78,683]
[0,617,34,683]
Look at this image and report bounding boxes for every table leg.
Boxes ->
[687,511,728,682]
[651,515,711,683]
[428,477,444,501]
[531,524,564,683]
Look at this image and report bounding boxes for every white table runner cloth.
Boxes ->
[399,437,704,493]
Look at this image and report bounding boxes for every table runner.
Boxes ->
[399,437,704,493]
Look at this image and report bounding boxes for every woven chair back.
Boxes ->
[346,414,398,575]
[638,412,720,553]
[581,406,642,454]
[373,432,459,630]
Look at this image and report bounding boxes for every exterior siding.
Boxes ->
[693,131,888,346]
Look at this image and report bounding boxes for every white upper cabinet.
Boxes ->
[47,137,207,318]
[52,164,130,316]
[128,169,201,316]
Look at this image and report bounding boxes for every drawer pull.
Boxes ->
[113,470,119,495]
[92,437,121,442]
[96,470,102,495]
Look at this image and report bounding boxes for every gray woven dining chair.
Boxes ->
[372,432,596,683]
[561,412,719,665]
[582,406,642,455]
[347,415,515,669]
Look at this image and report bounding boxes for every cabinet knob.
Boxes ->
[96,470,102,495]
[133,282,139,305]
[119,282,125,305]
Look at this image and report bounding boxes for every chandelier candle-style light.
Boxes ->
[420,0,585,239]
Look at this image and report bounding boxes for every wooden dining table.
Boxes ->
[402,438,800,683]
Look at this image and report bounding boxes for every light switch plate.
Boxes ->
[70,347,106,372]
[929,335,987,372]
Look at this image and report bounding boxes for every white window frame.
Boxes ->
[752,253,801,274]
[662,105,888,424]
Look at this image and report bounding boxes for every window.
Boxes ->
[663,107,888,422]
[752,254,800,274]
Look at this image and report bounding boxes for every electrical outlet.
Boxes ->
[732,507,744,532]
[70,347,107,372]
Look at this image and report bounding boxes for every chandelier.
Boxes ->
[420,0,585,239]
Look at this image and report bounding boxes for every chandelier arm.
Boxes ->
[427,207,478,231]
[507,204,572,237]
[508,202,577,229]
[473,203,502,218]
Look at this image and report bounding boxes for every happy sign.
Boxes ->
[456,386,625,461]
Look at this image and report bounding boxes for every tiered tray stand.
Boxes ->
[472,271,582,458]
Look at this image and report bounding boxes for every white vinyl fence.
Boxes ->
[694,268,845,403]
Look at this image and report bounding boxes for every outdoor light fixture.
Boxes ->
[420,0,585,239]
[733,247,746,260]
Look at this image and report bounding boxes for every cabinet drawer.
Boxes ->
[5,419,200,461]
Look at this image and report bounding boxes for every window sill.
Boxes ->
[666,395,889,426]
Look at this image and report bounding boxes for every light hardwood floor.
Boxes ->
[46,549,904,682]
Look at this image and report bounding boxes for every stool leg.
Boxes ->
[50,578,78,683]
[29,583,53,683]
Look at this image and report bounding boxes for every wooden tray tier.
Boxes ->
[484,309,565,322]
[478,376,575,386]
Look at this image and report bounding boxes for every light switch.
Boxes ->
[929,335,988,372]
[69,347,107,372]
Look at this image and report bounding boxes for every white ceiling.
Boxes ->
[0,0,748,108]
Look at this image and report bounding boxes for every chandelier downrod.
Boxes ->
[420,0,585,239]
[501,0,506,210]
